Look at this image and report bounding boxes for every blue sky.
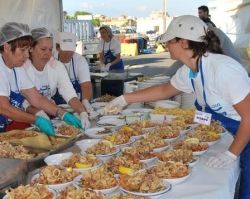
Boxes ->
[63,0,209,17]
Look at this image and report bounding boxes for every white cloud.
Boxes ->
[136,5,148,12]
[79,2,93,10]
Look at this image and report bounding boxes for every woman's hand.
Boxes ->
[34,116,55,136]
[62,112,82,129]
[104,95,127,114]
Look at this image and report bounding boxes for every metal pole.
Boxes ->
[162,0,167,33]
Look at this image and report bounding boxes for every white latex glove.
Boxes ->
[35,110,50,120]
[104,95,127,114]
[82,99,99,119]
[80,112,91,130]
[105,63,112,71]
[206,150,237,168]
[82,99,94,113]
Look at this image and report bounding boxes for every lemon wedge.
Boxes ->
[119,166,134,175]
[208,131,220,139]
[102,140,113,147]
[185,138,200,144]
[75,163,92,169]
[109,135,116,143]
[66,167,73,172]
[123,126,133,132]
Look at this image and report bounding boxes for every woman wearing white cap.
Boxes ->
[22,28,90,129]
[0,22,68,135]
[54,32,96,118]
[98,25,124,71]
[105,15,250,198]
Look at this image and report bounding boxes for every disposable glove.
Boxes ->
[206,150,237,168]
[34,116,55,136]
[62,112,82,129]
[104,95,127,114]
[82,99,99,119]
[35,110,50,120]
[105,63,112,71]
[80,112,91,129]
[82,99,94,113]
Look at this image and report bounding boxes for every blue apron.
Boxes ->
[52,58,82,105]
[103,40,124,71]
[191,59,250,199]
[0,69,25,132]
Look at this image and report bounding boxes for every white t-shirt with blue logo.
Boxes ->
[171,52,250,121]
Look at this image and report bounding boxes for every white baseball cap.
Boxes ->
[158,15,208,43]
[57,32,76,51]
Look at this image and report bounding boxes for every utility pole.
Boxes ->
[162,0,167,33]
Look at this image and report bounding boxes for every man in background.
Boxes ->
[198,5,216,27]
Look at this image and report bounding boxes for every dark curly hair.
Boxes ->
[176,29,223,67]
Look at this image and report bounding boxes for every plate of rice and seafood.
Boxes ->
[61,153,103,173]
[3,184,56,199]
[54,124,81,138]
[109,193,149,199]
[119,171,171,197]
[74,166,119,195]
[173,138,209,156]
[122,146,157,165]
[31,165,79,191]
[147,161,191,185]
[157,149,199,167]
[57,186,105,199]
[76,139,120,162]
[106,155,145,176]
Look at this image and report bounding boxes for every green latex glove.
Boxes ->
[62,112,82,129]
[34,116,55,136]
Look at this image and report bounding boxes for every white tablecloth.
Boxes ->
[156,133,240,199]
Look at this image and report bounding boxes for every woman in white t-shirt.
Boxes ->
[23,28,90,129]
[98,25,124,71]
[104,15,250,198]
[0,22,82,135]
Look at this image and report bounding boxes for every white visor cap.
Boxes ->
[158,15,208,43]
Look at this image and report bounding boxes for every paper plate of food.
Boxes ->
[85,127,113,139]
[106,155,145,176]
[157,149,194,165]
[147,161,191,185]
[54,123,81,138]
[73,166,119,195]
[57,186,105,199]
[173,138,209,156]
[60,153,103,173]
[3,184,57,199]
[31,165,79,191]
[121,146,158,165]
[76,139,120,162]
[119,171,171,197]
[104,133,136,149]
